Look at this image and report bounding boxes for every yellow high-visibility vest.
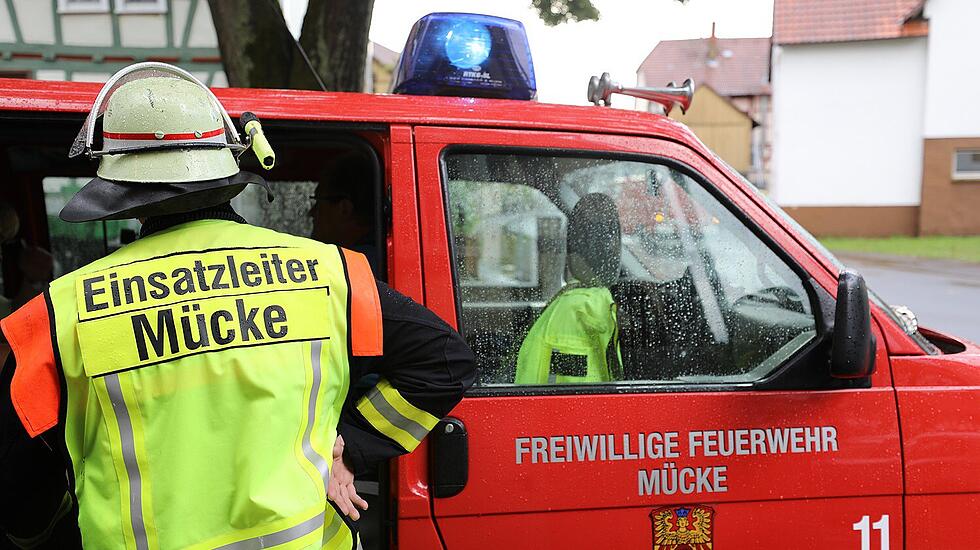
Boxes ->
[515,286,621,384]
[2,219,382,550]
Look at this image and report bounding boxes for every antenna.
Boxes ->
[265,0,327,92]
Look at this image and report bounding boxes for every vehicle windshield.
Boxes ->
[731,166,939,354]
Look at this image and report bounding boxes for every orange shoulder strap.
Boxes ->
[0,293,60,438]
[341,248,383,357]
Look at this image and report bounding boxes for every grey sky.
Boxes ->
[282,0,774,107]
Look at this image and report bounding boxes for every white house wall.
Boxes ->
[13,0,55,45]
[62,15,114,47]
[119,15,168,47]
[73,72,113,83]
[211,71,228,87]
[185,2,218,49]
[923,0,980,138]
[0,0,225,85]
[0,4,15,43]
[771,38,927,206]
[171,0,193,46]
[35,70,66,80]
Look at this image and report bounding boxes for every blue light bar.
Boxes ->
[393,13,537,100]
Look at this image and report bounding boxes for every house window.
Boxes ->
[953,150,980,181]
[57,0,110,13]
[114,0,167,14]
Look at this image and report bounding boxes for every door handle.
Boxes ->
[429,417,468,498]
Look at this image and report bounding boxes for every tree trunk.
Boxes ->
[208,0,297,89]
[289,0,375,92]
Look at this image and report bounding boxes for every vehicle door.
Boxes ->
[413,126,902,549]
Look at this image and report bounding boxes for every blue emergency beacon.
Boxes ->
[392,13,537,100]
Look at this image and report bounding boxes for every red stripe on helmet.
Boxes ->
[103,127,225,141]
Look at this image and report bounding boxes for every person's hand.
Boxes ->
[327,434,369,520]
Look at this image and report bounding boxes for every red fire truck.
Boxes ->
[0,12,977,550]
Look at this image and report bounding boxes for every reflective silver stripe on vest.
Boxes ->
[214,511,326,550]
[104,342,334,550]
[364,385,431,442]
[322,510,345,543]
[303,340,331,494]
[215,340,334,550]
[105,374,150,550]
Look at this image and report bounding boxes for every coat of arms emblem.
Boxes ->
[650,505,714,550]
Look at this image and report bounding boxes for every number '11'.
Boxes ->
[852,515,889,550]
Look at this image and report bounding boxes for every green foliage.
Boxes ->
[821,236,980,264]
[530,0,689,26]
[530,0,601,26]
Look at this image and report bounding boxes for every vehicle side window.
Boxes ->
[40,137,385,279]
[42,176,317,277]
[445,152,817,388]
[45,177,140,277]
[232,181,316,237]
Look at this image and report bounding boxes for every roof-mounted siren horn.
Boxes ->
[587,72,694,115]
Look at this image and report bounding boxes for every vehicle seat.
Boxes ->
[614,269,724,380]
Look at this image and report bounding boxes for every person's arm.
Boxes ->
[338,280,476,476]
[0,352,81,548]
[329,280,475,519]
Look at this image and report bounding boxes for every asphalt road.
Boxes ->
[834,252,980,345]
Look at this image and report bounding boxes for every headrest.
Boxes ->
[567,193,621,287]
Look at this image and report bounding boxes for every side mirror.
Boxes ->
[831,269,876,379]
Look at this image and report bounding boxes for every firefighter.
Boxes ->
[310,154,380,274]
[515,193,624,384]
[0,63,474,549]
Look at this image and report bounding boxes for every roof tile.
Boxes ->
[774,0,927,45]
[636,37,771,97]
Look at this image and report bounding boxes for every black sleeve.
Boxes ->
[337,281,476,476]
[0,353,81,548]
